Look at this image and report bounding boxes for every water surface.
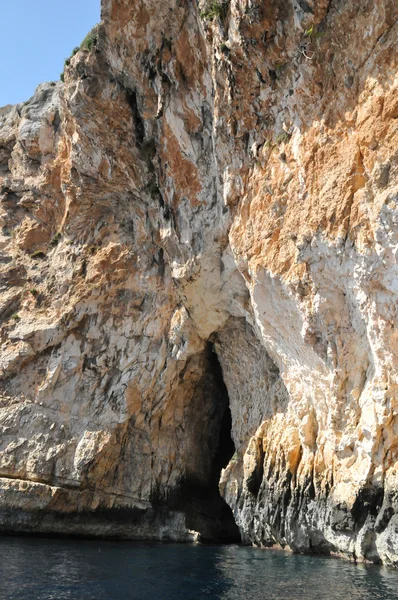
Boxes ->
[0,537,397,599]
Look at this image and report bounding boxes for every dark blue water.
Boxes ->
[0,537,397,600]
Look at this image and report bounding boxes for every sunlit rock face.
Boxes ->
[1,0,398,564]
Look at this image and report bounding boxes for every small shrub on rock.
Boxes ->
[200,0,229,21]
[81,29,98,51]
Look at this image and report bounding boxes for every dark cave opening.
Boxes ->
[207,345,237,490]
[169,344,241,544]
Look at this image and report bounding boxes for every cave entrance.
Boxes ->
[177,343,241,544]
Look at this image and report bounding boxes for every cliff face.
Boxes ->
[0,0,398,564]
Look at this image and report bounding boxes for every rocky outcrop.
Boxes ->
[1,0,398,565]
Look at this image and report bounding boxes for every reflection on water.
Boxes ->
[0,537,397,600]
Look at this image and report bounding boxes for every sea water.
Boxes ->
[0,536,397,599]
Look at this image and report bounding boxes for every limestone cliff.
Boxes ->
[1,0,398,565]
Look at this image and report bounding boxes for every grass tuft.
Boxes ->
[30,250,46,259]
[50,232,62,247]
[274,131,291,145]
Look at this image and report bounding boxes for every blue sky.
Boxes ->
[0,0,100,107]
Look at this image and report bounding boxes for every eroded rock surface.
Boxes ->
[0,0,398,565]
